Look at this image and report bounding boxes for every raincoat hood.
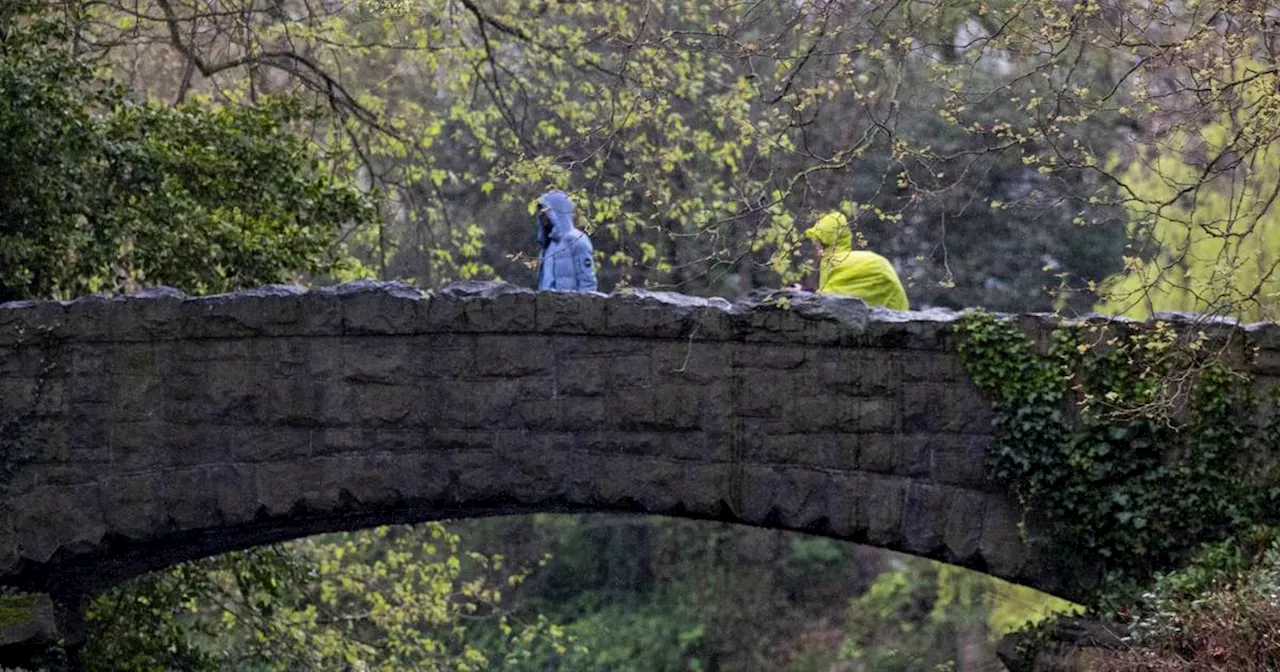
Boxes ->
[802,211,909,310]
[804,211,854,254]
[537,190,577,243]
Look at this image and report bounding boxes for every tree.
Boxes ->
[81,525,566,672]
[1100,125,1280,322]
[840,558,1077,672]
[64,0,1138,309]
[0,3,376,301]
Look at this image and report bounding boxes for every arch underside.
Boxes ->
[8,432,1067,600]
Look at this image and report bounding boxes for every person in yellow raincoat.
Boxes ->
[803,211,909,310]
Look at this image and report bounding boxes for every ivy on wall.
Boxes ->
[956,312,1280,608]
[0,325,60,489]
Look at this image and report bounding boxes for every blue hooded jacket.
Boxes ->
[536,191,598,292]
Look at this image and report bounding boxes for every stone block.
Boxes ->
[735,345,809,370]
[110,421,172,471]
[414,339,474,380]
[0,347,48,379]
[652,342,729,385]
[414,382,472,428]
[351,384,416,427]
[315,381,356,427]
[606,390,655,431]
[322,453,402,507]
[459,289,537,333]
[560,397,607,430]
[768,394,834,433]
[121,289,186,340]
[823,471,868,537]
[865,477,906,546]
[35,463,99,486]
[739,465,843,532]
[537,291,607,334]
[315,427,366,456]
[980,500,1029,580]
[101,473,166,540]
[228,426,313,463]
[487,442,576,507]
[652,384,701,430]
[178,295,275,339]
[209,463,258,526]
[752,433,840,468]
[900,351,967,383]
[901,483,948,555]
[0,377,38,413]
[254,459,327,516]
[28,422,69,464]
[0,301,64,347]
[558,359,605,397]
[66,419,110,464]
[1252,348,1280,376]
[606,430,716,460]
[60,296,116,342]
[857,434,930,477]
[13,484,104,563]
[338,282,425,335]
[844,397,898,433]
[603,294,695,338]
[263,378,323,427]
[449,448,506,502]
[341,341,415,385]
[473,335,552,377]
[385,450,453,502]
[902,382,990,434]
[689,305,735,341]
[609,354,653,390]
[605,456,723,515]
[200,365,269,424]
[943,490,987,563]
[162,467,217,530]
[932,435,990,487]
[736,376,786,418]
[423,428,494,453]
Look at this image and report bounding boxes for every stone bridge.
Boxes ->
[3,281,1278,623]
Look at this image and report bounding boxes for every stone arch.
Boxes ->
[0,282,1104,603]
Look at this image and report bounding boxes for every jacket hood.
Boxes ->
[804,211,853,254]
[537,190,576,242]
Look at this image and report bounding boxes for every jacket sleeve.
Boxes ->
[572,234,598,292]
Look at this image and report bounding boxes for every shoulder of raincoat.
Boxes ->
[536,191,598,292]
[804,212,910,310]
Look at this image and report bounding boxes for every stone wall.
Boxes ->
[9,281,1272,604]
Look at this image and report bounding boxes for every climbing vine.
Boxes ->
[956,311,1280,609]
[0,324,61,489]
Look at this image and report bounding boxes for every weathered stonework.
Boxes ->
[3,281,1275,607]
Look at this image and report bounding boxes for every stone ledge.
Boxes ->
[0,280,972,347]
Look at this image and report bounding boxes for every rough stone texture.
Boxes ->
[3,281,1274,604]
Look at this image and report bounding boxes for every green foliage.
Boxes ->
[78,0,1130,305]
[840,559,1076,672]
[0,6,376,301]
[1098,72,1280,322]
[1093,526,1280,670]
[496,591,705,672]
[82,524,566,671]
[956,311,1279,607]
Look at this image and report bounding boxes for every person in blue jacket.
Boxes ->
[535,190,598,291]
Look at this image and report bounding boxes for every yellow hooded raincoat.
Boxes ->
[804,212,909,310]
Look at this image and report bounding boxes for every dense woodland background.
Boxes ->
[5,0,1280,669]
